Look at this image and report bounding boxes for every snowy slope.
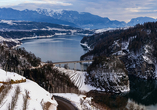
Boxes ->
[55,67,98,92]
[0,69,58,110]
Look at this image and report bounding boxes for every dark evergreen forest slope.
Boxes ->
[81,22,157,79]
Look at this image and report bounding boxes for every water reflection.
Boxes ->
[20,35,86,62]
[87,75,157,109]
[87,91,128,109]
[129,76,157,106]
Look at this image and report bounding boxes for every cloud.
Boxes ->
[24,0,72,6]
[78,0,157,22]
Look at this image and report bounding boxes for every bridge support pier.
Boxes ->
[81,64,84,71]
[88,61,90,67]
[67,63,69,70]
[74,63,76,71]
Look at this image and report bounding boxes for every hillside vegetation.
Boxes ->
[85,56,129,93]
[0,43,79,93]
[81,22,157,79]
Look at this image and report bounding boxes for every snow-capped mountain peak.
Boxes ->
[35,8,127,29]
[36,8,63,17]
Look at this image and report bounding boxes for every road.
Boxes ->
[54,95,79,110]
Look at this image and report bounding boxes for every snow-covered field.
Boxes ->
[0,69,58,110]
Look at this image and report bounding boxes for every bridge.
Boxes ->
[52,60,94,71]
[53,60,94,88]
[53,60,93,65]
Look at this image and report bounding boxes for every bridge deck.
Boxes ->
[53,60,93,64]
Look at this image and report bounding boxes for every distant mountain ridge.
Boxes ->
[127,17,157,26]
[0,8,76,26]
[36,9,157,29]
[36,8,126,29]
[0,8,156,29]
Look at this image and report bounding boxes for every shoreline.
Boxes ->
[13,33,93,48]
[14,35,55,41]
[14,33,92,41]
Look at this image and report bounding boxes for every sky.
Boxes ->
[0,0,157,22]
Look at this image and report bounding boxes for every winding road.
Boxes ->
[53,95,79,110]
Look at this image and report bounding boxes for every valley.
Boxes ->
[0,6,157,110]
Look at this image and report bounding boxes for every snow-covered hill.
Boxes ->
[0,69,58,110]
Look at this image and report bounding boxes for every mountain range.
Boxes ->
[0,8,76,27]
[0,8,156,29]
[36,8,126,29]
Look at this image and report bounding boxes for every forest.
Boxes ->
[81,22,157,59]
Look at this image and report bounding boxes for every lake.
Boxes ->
[20,35,89,70]
[20,35,157,109]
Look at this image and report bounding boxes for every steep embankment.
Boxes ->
[81,22,157,80]
[85,56,130,93]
